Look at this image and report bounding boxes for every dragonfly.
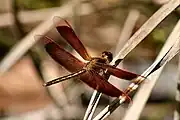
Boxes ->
[41,17,141,101]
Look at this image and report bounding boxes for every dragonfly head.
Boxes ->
[101,51,113,63]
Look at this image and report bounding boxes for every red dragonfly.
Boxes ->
[41,17,140,101]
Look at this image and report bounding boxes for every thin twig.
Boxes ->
[114,9,140,54]
[111,0,180,65]
[123,19,180,120]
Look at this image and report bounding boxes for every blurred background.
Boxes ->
[0,0,179,120]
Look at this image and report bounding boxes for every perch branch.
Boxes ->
[93,18,180,120]
[122,19,180,120]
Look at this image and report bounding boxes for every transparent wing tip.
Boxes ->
[53,16,71,28]
[34,35,54,45]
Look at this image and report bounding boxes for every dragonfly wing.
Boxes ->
[40,35,85,72]
[53,17,91,61]
[95,63,140,80]
[80,70,125,97]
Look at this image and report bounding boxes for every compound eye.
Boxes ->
[101,53,106,58]
[101,51,113,62]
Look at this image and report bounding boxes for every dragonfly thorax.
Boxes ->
[85,58,108,73]
[84,51,112,71]
[85,58,102,71]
